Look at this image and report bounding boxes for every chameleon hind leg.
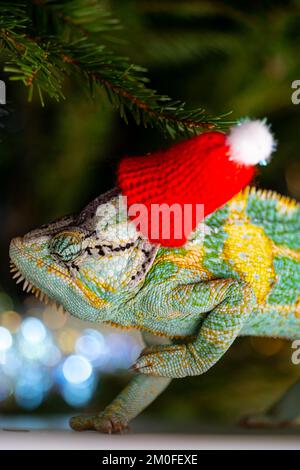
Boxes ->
[241,380,300,428]
[70,374,171,433]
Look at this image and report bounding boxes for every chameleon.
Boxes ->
[9,185,300,433]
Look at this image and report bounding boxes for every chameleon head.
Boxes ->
[9,189,158,321]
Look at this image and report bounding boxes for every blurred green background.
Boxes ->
[0,0,300,428]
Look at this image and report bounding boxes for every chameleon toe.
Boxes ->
[69,415,96,431]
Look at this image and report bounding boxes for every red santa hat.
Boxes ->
[117,119,276,247]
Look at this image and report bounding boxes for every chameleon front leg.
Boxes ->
[133,279,255,378]
[241,380,300,428]
[70,374,171,433]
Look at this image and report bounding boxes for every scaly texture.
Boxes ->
[9,186,300,432]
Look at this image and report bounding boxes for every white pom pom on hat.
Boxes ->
[226,118,276,166]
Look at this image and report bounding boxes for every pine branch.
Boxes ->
[0,0,234,136]
[60,40,233,135]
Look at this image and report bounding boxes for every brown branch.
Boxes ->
[62,53,215,130]
[91,73,215,130]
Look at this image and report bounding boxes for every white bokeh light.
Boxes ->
[1,349,22,376]
[0,306,142,409]
[40,344,62,367]
[75,330,106,362]
[0,327,12,351]
[62,354,92,384]
[21,317,46,344]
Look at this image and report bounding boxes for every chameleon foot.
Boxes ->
[239,413,295,429]
[69,412,129,434]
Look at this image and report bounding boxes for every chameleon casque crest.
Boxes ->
[9,185,300,432]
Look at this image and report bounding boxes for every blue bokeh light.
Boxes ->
[75,329,107,362]
[61,376,96,407]
[0,307,142,410]
[62,354,92,384]
[106,333,136,371]
[1,348,23,377]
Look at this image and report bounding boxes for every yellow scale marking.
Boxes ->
[224,189,300,311]
[154,247,213,279]
[223,223,275,304]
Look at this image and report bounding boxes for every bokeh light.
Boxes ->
[57,328,80,354]
[0,300,142,411]
[11,360,53,410]
[40,344,61,367]
[21,317,46,344]
[106,333,137,371]
[61,377,96,407]
[2,349,23,377]
[0,326,12,351]
[250,337,285,357]
[43,306,67,330]
[75,329,107,362]
[14,378,44,410]
[62,354,92,384]
[0,310,21,333]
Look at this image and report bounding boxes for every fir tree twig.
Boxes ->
[0,0,234,136]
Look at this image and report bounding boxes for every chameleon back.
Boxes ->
[203,187,300,338]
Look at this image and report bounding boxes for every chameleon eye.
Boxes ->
[49,231,83,262]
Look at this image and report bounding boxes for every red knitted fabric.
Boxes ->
[118,132,255,246]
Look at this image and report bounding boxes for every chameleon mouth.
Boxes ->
[9,236,108,312]
[9,260,67,314]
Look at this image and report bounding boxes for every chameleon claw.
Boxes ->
[129,363,140,372]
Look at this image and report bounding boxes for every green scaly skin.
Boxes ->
[9,186,300,433]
